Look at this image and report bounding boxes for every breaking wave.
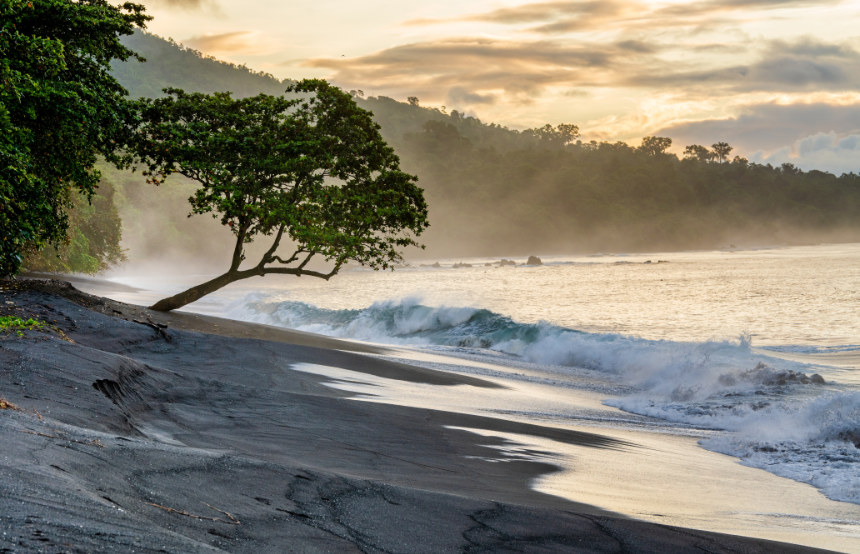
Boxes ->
[231,294,859,504]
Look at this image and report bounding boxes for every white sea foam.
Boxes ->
[704,392,860,504]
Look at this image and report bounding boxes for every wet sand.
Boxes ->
[0,278,835,552]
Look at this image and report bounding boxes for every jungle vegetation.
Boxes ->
[0,0,148,276]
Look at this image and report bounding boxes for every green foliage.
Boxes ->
[0,0,149,277]
[22,180,125,274]
[131,79,428,310]
[522,123,580,147]
[638,136,673,157]
[0,315,46,337]
[712,142,733,164]
[684,144,714,162]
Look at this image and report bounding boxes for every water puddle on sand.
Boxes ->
[454,426,860,553]
[290,361,860,553]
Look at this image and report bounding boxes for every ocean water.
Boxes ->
[105,243,860,548]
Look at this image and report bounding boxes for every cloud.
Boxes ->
[741,38,860,90]
[304,37,660,105]
[184,31,270,55]
[693,0,839,8]
[144,0,220,11]
[406,0,845,36]
[447,87,496,106]
[657,0,841,17]
[307,31,860,117]
[404,0,627,29]
[622,37,860,93]
[657,103,860,153]
[296,1,855,143]
[659,104,860,174]
[749,132,860,174]
[470,0,631,34]
[470,0,623,24]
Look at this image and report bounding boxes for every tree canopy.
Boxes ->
[132,79,428,311]
[22,180,125,274]
[712,142,733,163]
[638,136,673,157]
[0,0,149,276]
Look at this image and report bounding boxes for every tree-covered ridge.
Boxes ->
[398,129,860,254]
[106,31,860,260]
[114,31,292,99]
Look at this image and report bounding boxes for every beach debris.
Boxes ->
[1,398,43,420]
[146,502,240,525]
[133,318,172,342]
[19,429,105,448]
[1,398,21,411]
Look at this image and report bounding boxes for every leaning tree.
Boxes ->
[132,79,429,311]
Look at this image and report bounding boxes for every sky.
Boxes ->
[136,0,860,173]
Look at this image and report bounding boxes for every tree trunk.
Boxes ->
[149,271,245,312]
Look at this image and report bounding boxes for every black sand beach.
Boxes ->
[0,279,836,552]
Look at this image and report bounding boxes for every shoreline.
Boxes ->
[0,278,837,552]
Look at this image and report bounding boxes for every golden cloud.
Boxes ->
[185,31,271,56]
[145,0,221,12]
[305,37,658,104]
[406,0,846,36]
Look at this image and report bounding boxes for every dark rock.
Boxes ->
[838,431,860,448]
[526,256,542,266]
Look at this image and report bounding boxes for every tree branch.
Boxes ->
[229,225,247,272]
[259,224,285,267]
[261,265,341,281]
[269,252,301,265]
[297,251,315,270]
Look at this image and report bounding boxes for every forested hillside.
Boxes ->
[111,31,291,99]
[102,32,860,264]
